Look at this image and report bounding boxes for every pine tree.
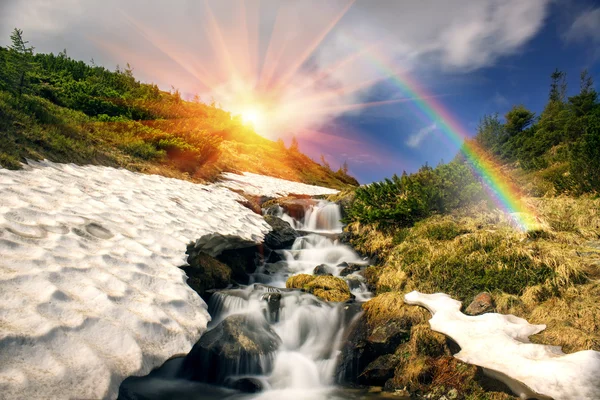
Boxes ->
[8,28,35,96]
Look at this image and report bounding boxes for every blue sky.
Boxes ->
[1,0,599,183]
[326,1,600,183]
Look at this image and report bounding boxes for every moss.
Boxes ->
[286,274,351,302]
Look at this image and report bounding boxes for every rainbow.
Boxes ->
[362,49,538,231]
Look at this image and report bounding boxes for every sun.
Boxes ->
[240,108,262,127]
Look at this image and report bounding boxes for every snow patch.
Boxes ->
[219,172,339,198]
[0,161,272,399]
[404,291,600,400]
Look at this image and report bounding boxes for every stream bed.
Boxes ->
[119,201,408,400]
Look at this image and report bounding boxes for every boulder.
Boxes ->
[263,215,300,249]
[465,292,495,316]
[270,197,316,220]
[261,292,282,323]
[367,319,411,354]
[217,245,265,284]
[313,264,333,276]
[180,314,281,384]
[339,263,361,277]
[359,354,400,386]
[226,377,264,393]
[181,251,231,299]
[336,313,373,383]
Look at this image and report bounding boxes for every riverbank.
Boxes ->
[341,193,600,399]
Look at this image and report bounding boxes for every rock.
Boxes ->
[263,215,300,249]
[359,354,401,386]
[286,274,352,302]
[465,292,495,316]
[272,197,316,220]
[313,264,333,276]
[261,292,282,323]
[226,377,264,393]
[217,245,265,284]
[180,314,281,384]
[340,263,361,277]
[182,251,231,299]
[346,276,363,291]
[338,231,352,244]
[336,313,374,383]
[367,319,411,354]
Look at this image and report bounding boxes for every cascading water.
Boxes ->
[119,200,376,399]
[268,200,343,233]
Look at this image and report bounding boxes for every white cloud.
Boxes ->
[407,122,437,148]
[564,7,600,43]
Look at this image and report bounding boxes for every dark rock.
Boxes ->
[367,319,410,354]
[465,292,495,316]
[266,249,284,263]
[338,231,352,244]
[181,252,231,300]
[336,313,374,383]
[180,314,281,384]
[340,263,361,277]
[346,276,362,291]
[217,245,265,284]
[359,354,400,386]
[226,377,264,393]
[313,264,332,276]
[261,292,282,323]
[263,215,300,249]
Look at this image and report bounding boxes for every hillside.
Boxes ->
[0,29,358,189]
[336,68,600,398]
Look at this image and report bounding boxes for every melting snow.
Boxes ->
[0,161,336,399]
[404,291,600,400]
[219,172,339,197]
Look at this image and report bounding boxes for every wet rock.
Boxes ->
[336,313,373,383]
[346,276,363,291]
[181,251,231,300]
[217,245,265,284]
[263,215,300,249]
[367,319,410,354]
[359,354,401,386]
[339,263,361,277]
[465,292,495,316]
[180,314,281,384]
[276,197,316,220]
[226,377,264,393]
[313,264,333,276]
[261,292,282,323]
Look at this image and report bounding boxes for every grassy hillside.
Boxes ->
[337,68,600,398]
[0,29,357,189]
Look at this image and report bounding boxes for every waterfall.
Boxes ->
[268,201,343,233]
[120,200,375,399]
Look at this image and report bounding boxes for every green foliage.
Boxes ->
[347,161,486,227]
[474,68,600,194]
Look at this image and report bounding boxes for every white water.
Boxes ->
[202,201,372,399]
[269,201,343,234]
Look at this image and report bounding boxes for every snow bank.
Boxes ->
[0,161,271,399]
[220,172,339,197]
[404,291,600,400]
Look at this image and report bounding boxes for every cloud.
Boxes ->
[0,0,550,141]
[407,122,437,148]
[491,92,509,108]
[563,7,600,43]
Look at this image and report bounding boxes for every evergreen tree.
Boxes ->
[8,28,35,96]
[504,105,535,137]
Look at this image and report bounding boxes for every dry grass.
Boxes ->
[362,292,427,327]
[286,274,351,302]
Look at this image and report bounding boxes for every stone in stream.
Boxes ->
[181,251,231,300]
[359,354,401,386]
[226,377,265,393]
[261,292,282,323]
[263,215,300,249]
[464,292,495,316]
[179,314,282,384]
[265,197,316,220]
[338,262,361,277]
[313,264,333,276]
[217,245,265,284]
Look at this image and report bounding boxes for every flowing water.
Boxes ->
[120,200,389,400]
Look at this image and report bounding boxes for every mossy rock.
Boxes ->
[182,251,231,299]
[286,274,351,302]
